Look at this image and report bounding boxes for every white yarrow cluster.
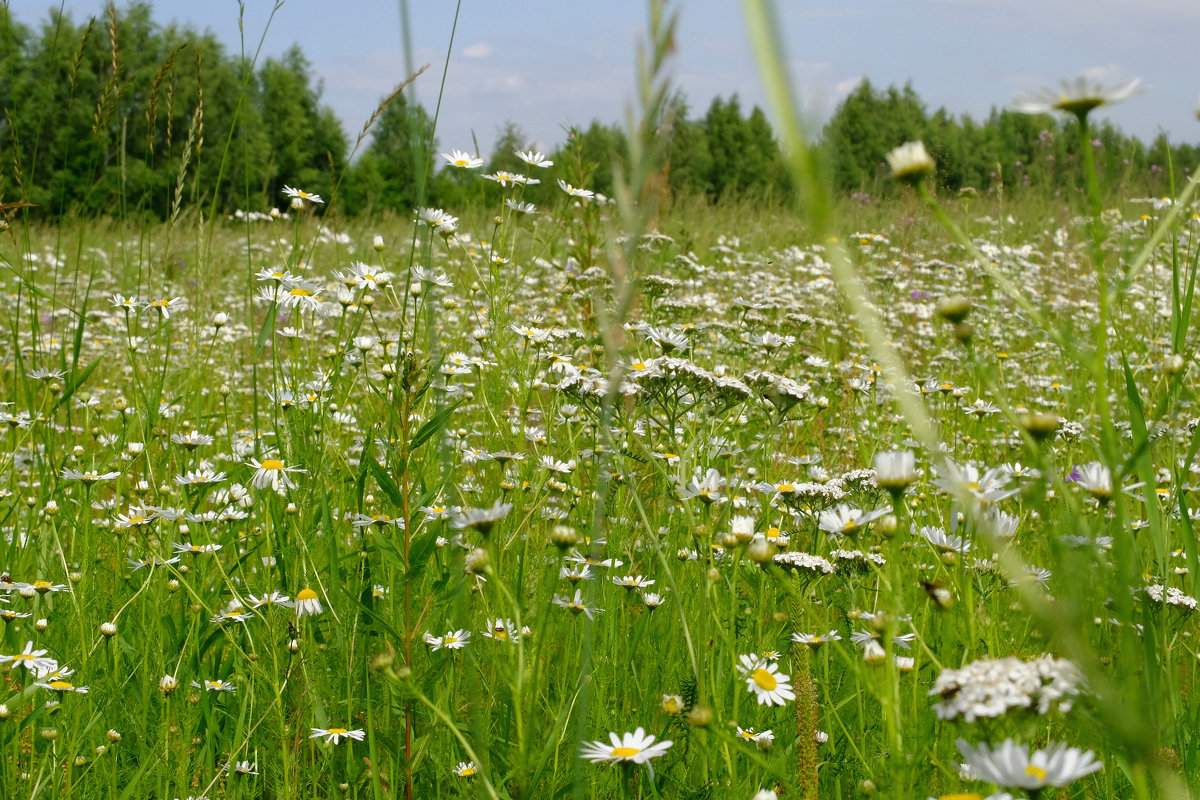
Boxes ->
[772,551,836,575]
[1144,583,1198,610]
[930,655,1084,721]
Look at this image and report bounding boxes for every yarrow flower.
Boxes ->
[930,655,1084,721]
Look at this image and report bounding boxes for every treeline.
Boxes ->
[1,3,1196,221]
[821,80,1200,198]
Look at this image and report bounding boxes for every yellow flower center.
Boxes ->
[459,767,476,776]
[1025,765,1047,782]
[444,636,457,644]
[290,288,311,297]
[777,484,794,492]
[261,459,284,470]
[49,681,72,690]
[752,668,777,691]
[297,589,318,601]
[610,746,640,758]
[327,727,347,734]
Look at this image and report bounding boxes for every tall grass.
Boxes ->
[1,1,1200,799]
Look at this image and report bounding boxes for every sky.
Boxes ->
[9,0,1200,159]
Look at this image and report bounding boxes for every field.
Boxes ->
[3,3,1200,800]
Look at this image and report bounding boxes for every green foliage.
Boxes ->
[341,93,435,215]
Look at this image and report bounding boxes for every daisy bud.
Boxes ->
[287,639,300,654]
[748,539,773,563]
[0,704,10,720]
[550,525,580,550]
[40,728,58,741]
[35,618,47,631]
[100,621,117,637]
[43,500,59,517]
[686,703,713,727]
[936,295,973,324]
[213,311,228,328]
[160,675,179,694]
[1019,412,1060,441]
[373,235,385,251]
[74,756,88,767]
[464,547,491,575]
[290,197,305,210]
[106,729,121,742]
[361,294,375,307]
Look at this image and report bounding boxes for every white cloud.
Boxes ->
[463,42,492,59]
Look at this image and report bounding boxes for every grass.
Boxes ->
[2,1,1200,799]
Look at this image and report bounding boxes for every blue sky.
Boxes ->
[10,0,1200,158]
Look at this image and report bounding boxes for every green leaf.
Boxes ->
[367,456,404,508]
[406,525,439,581]
[410,402,459,452]
[254,303,278,360]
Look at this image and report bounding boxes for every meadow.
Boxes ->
[3,2,1200,800]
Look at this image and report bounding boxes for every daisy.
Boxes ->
[557,179,595,200]
[283,185,324,204]
[956,738,1102,789]
[885,142,935,184]
[1012,74,1142,119]
[736,727,775,750]
[423,629,471,651]
[817,504,890,536]
[61,467,121,485]
[34,679,89,694]
[0,641,58,675]
[612,575,655,590]
[310,726,366,745]
[874,450,916,495]
[580,727,673,778]
[441,149,483,169]
[171,431,214,449]
[246,457,305,492]
[482,618,519,642]
[174,468,227,486]
[146,297,185,319]
[515,149,553,168]
[553,589,603,619]
[192,679,236,692]
[294,588,324,617]
[791,630,842,648]
[452,760,477,777]
[737,654,795,706]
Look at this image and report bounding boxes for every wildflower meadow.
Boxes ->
[3,1,1200,799]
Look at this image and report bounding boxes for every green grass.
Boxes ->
[2,2,1200,799]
